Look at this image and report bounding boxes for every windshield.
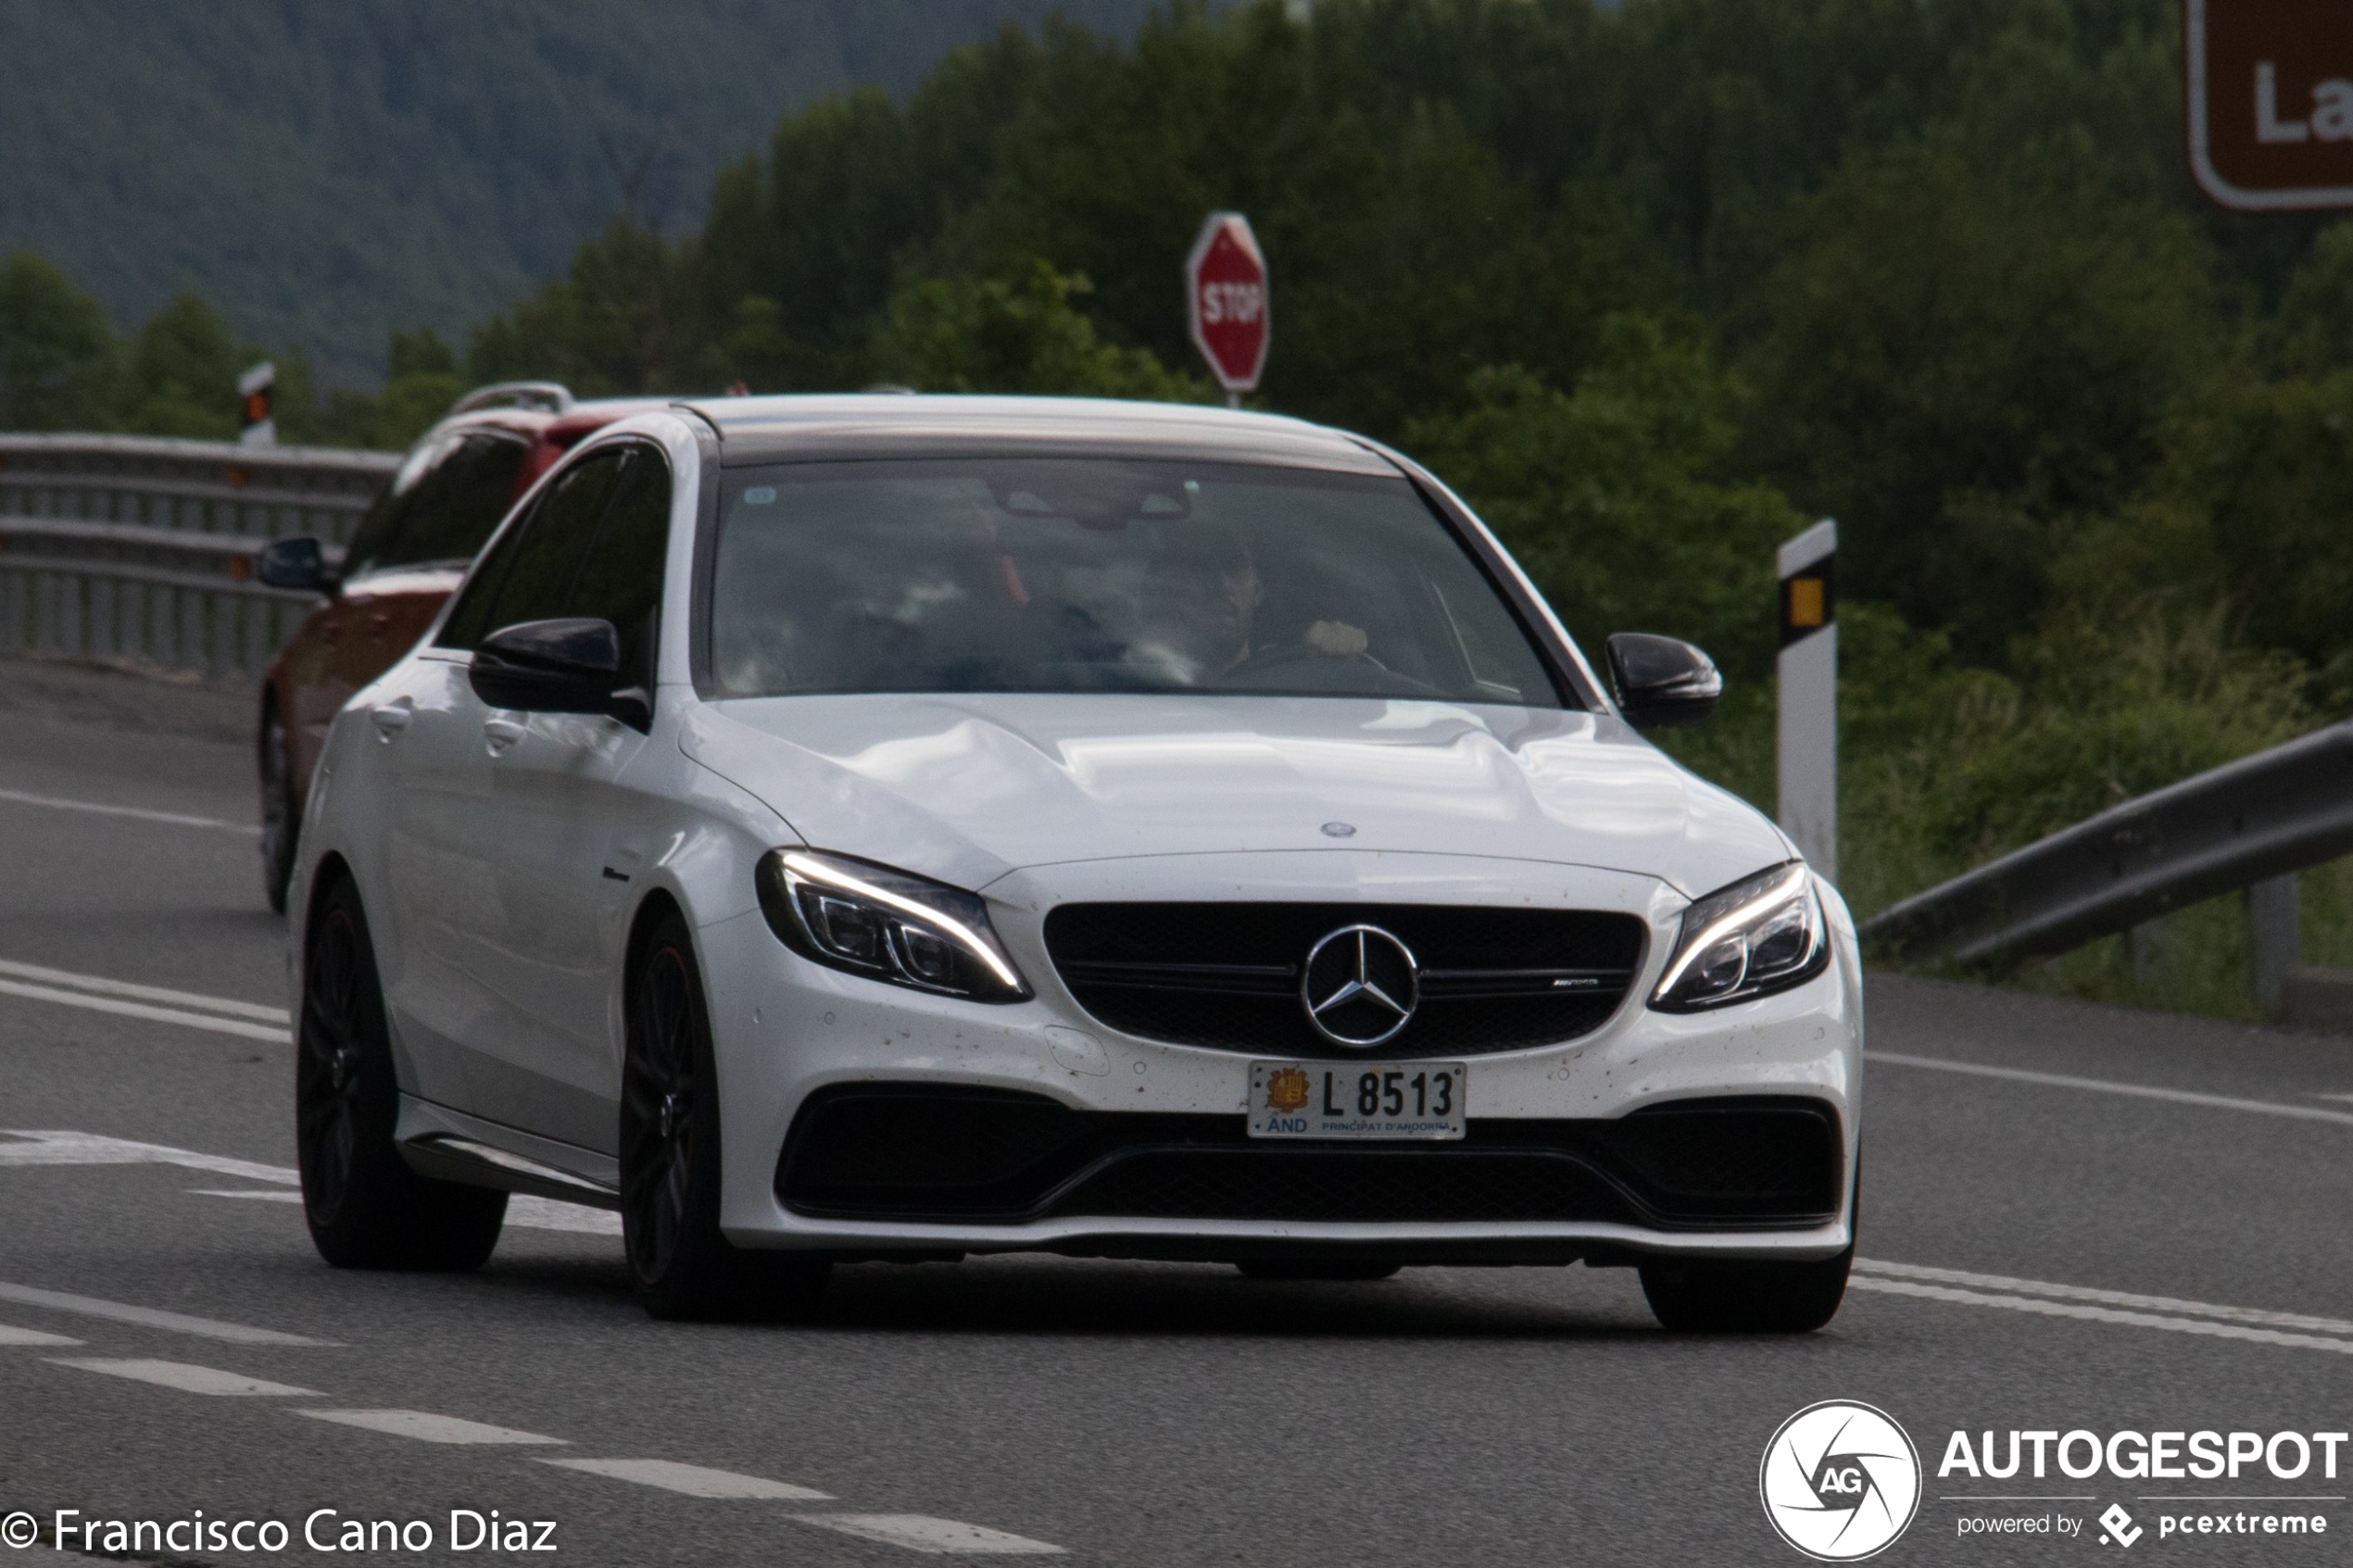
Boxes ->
[708,458,1564,707]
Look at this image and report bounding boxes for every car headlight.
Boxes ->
[755,849,1030,1002]
[1649,861,1830,1011]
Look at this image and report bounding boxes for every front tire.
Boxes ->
[621,911,829,1321]
[296,875,506,1270]
[1638,1247,1852,1333]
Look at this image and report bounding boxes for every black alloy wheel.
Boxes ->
[621,911,829,1321]
[259,702,299,914]
[296,875,506,1270]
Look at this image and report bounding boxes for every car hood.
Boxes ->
[680,692,1791,900]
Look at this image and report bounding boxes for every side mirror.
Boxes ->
[256,536,332,594]
[1605,633,1722,729]
[469,618,652,731]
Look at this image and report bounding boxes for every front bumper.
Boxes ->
[697,851,1863,1263]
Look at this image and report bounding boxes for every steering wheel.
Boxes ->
[1225,641,1439,696]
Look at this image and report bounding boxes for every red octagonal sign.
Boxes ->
[1186,211,1269,395]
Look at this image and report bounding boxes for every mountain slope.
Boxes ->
[0,0,1165,383]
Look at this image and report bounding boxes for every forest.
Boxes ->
[6,0,2352,1015]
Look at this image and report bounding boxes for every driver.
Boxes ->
[1130,525,1372,684]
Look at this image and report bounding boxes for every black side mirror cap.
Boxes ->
[256,536,332,594]
[1605,633,1722,729]
[469,618,650,731]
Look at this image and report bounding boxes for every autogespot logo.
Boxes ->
[1760,1401,1924,1562]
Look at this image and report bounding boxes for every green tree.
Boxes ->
[874,257,1209,399]
[1739,133,2222,659]
[122,291,253,439]
[0,251,118,430]
[1403,313,1803,678]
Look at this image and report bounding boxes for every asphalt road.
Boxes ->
[5,658,2353,1567]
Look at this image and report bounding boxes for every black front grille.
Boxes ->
[776,1085,1841,1231]
[1042,901,1646,1058]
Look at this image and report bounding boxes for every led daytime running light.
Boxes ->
[1651,862,1814,1006]
[777,851,1023,992]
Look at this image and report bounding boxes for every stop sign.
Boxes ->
[1186,211,1269,395]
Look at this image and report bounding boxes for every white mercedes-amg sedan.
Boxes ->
[287,395,1862,1330]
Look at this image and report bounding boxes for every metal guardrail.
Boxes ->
[0,433,391,679]
[1862,720,2353,969]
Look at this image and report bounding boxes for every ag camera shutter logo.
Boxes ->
[1760,1400,1922,1561]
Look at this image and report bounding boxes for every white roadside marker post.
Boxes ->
[1777,520,1837,882]
[237,360,276,447]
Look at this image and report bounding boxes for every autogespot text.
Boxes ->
[1938,1427,2350,1480]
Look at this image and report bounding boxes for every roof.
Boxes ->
[674,394,1398,474]
[439,396,673,446]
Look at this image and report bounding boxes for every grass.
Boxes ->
[1651,674,2353,1027]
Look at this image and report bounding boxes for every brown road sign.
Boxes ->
[2186,0,2353,210]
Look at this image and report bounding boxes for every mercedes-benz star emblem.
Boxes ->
[1301,925,1419,1047]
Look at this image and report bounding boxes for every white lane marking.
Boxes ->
[185,1185,619,1235]
[1870,1051,2353,1127]
[0,959,288,1022]
[539,1458,830,1500]
[0,979,291,1043]
[49,1358,318,1396]
[0,1280,332,1347]
[299,1409,567,1446]
[1856,1259,2353,1336]
[508,1195,622,1236]
[0,785,245,834]
[798,1515,1065,1555]
[1851,1277,2353,1355]
[0,1323,81,1347]
[2,1130,299,1185]
[10,1129,622,1235]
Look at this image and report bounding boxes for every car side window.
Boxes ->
[344,433,528,581]
[565,447,673,686]
[342,434,453,580]
[437,448,625,650]
[392,433,530,569]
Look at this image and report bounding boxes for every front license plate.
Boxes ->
[1248,1060,1467,1140]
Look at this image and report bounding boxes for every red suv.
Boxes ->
[255,383,670,909]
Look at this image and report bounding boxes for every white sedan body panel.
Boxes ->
[291,397,1864,1267]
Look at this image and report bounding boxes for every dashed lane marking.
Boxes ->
[797,1515,1066,1556]
[190,1185,616,1234]
[1870,1051,2353,1126]
[539,1458,831,1500]
[1855,1259,2353,1336]
[49,1357,318,1396]
[0,959,287,1023]
[0,1280,333,1347]
[2,1130,299,1185]
[0,785,246,834]
[299,1410,567,1446]
[1,1132,620,1235]
[0,978,291,1043]
[0,1323,81,1347]
[1849,1277,2353,1355]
